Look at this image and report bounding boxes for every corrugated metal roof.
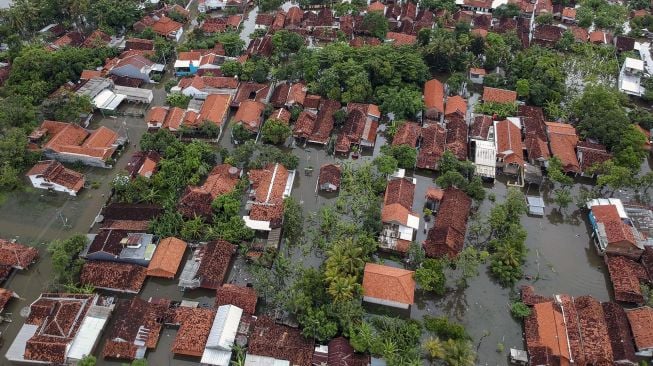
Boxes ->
[67,315,110,360]
[206,305,242,350]
[5,324,38,362]
[244,354,290,366]
[200,348,232,366]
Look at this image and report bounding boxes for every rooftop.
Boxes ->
[0,238,39,270]
[626,306,653,351]
[362,263,415,305]
[147,237,187,279]
[172,306,217,357]
[482,87,517,104]
[215,284,258,314]
[247,316,314,365]
[80,261,147,293]
[423,188,472,259]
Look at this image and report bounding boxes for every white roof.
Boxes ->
[587,198,627,218]
[67,315,109,360]
[114,85,154,103]
[406,214,420,230]
[5,324,38,362]
[506,117,522,129]
[201,349,232,366]
[245,354,291,366]
[174,60,193,68]
[398,224,415,240]
[243,216,272,231]
[205,305,243,351]
[473,140,497,167]
[93,89,126,111]
[619,73,643,95]
[625,57,645,71]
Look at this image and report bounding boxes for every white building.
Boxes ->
[471,139,497,180]
[619,57,646,97]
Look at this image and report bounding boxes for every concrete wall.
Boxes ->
[363,296,410,309]
[27,175,78,196]
[43,150,111,168]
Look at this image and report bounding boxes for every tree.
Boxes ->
[373,154,399,176]
[166,92,191,108]
[637,172,653,193]
[420,0,456,12]
[89,0,143,33]
[78,355,96,366]
[613,125,647,172]
[572,85,629,151]
[362,11,389,39]
[299,306,338,341]
[424,337,446,360]
[515,79,530,98]
[48,234,88,286]
[536,12,554,24]
[446,72,468,95]
[140,129,179,153]
[415,258,447,295]
[553,187,573,211]
[380,144,417,169]
[594,160,634,194]
[272,30,304,57]
[510,301,532,318]
[259,0,284,11]
[283,197,303,247]
[443,339,476,366]
[493,3,521,17]
[220,60,242,77]
[547,156,574,186]
[261,119,292,145]
[474,101,518,119]
[232,123,255,144]
[375,86,423,119]
[217,32,246,56]
[423,316,470,340]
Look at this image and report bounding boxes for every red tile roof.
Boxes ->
[545,122,579,173]
[483,87,517,103]
[605,255,647,304]
[233,100,265,132]
[424,79,445,114]
[386,32,417,45]
[196,240,237,289]
[591,205,637,247]
[562,7,576,18]
[362,263,415,305]
[470,115,493,140]
[577,141,611,173]
[40,121,118,161]
[382,177,416,226]
[0,238,39,269]
[178,164,241,218]
[178,75,239,90]
[152,16,182,36]
[445,117,468,160]
[26,160,85,193]
[445,95,467,117]
[423,188,471,258]
[171,307,216,356]
[80,69,102,80]
[125,38,154,51]
[626,306,653,351]
[197,94,232,127]
[80,261,147,293]
[392,121,421,147]
[147,237,187,279]
[318,164,342,191]
[417,123,446,170]
[146,106,168,127]
[248,316,314,364]
[495,119,524,166]
[215,284,258,314]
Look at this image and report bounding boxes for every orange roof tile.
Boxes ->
[368,1,386,12]
[483,87,517,103]
[445,95,467,117]
[198,94,232,127]
[152,17,182,36]
[495,119,524,166]
[424,79,445,113]
[163,107,185,130]
[146,106,168,126]
[386,32,417,45]
[147,237,187,278]
[532,301,572,362]
[233,100,265,132]
[362,263,415,305]
[545,122,579,173]
[562,7,576,18]
[80,70,102,80]
[626,307,653,350]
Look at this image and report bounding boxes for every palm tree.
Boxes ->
[443,339,476,366]
[327,275,358,303]
[495,244,520,268]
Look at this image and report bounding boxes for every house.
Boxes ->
[615,36,636,52]
[245,316,314,365]
[445,95,467,120]
[385,32,417,46]
[423,188,472,258]
[532,24,563,47]
[287,82,308,107]
[424,79,445,121]
[125,38,155,51]
[146,237,187,278]
[32,120,125,168]
[82,230,157,266]
[107,54,164,83]
[102,297,170,361]
[172,75,239,99]
[527,195,545,216]
[392,121,421,147]
[215,284,258,314]
[233,100,266,134]
[561,7,577,23]
[317,164,342,192]
[178,164,242,219]
[26,160,85,196]
[417,123,447,170]
[126,151,160,179]
[270,82,291,108]
[469,115,493,141]
[482,86,517,104]
[80,261,148,293]
[445,118,468,160]
[470,139,497,180]
[5,293,114,365]
[362,263,415,309]
[619,57,645,97]
[293,99,340,145]
[589,30,612,45]
[171,306,217,357]
[201,305,244,365]
[577,141,612,175]
[195,93,233,136]
[145,106,167,129]
[178,240,237,290]
[425,187,444,212]
[243,163,296,231]
[199,0,228,12]
[312,337,371,366]
[587,199,646,258]
[605,254,648,304]
[173,51,231,77]
[232,82,271,107]
[152,16,184,41]
[335,103,380,153]
[469,67,486,84]
[270,108,291,124]
[545,122,580,173]
[521,288,637,365]
[379,175,420,254]
[626,306,653,357]
[96,203,163,232]
[519,105,550,166]
[494,118,524,176]
[0,239,39,281]
[76,77,154,111]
